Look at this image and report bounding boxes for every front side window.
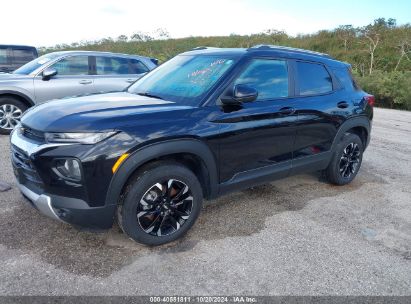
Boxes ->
[51,56,89,76]
[128,55,238,105]
[234,59,289,100]
[296,61,333,95]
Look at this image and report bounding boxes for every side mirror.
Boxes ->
[42,68,57,80]
[221,84,258,105]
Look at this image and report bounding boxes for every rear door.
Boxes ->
[33,55,95,103]
[92,56,150,93]
[290,60,346,173]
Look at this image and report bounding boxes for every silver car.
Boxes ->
[0,51,157,134]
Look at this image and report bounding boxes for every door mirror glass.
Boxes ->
[42,68,57,80]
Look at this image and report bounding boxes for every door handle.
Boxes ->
[79,80,92,85]
[126,79,136,83]
[337,101,349,109]
[279,107,296,115]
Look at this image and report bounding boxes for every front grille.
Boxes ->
[11,145,44,185]
[20,125,45,143]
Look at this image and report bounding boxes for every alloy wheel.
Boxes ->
[339,142,361,178]
[137,179,193,237]
[0,104,22,130]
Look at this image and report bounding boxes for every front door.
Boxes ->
[214,58,298,189]
[34,55,95,103]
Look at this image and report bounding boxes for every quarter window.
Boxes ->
[234,59,289,100]
[51,56,90,76]
[96,57,149,75]
[296,62,333,95]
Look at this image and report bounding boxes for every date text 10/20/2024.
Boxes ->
[149,296,258,303]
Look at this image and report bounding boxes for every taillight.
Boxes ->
[364,95,375,107]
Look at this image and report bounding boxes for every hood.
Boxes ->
[0,73,31,81]
[21,92,195,132]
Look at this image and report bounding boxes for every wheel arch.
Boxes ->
[0,90,35,108]
[105,139,219,207]
[331,116,371,151]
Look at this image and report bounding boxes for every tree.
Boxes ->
[394,26,411,71]
[335,25,355,51]
[117,35,128,42]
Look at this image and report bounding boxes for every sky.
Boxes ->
[1,0,410,47]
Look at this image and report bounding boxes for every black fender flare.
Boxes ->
[331,116,371,152]
[104,138,219,206]
[0,90,35,106]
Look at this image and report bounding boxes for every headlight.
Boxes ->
[45,132,117,144]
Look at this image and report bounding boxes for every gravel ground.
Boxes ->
[0,107,410,296]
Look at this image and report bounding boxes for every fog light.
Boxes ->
[54,158,82,181]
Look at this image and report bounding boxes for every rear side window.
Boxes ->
[12,49,36,65]
[234,59,289,100]
[332,67,358,91]
[51,56,90,76]
[296,61,333,96]
[96,56,149,75]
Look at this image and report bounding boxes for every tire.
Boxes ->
[118,162,203,246]
[0,97,28,135]
[324,133,364,185]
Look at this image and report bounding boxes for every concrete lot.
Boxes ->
[0,107,410,295]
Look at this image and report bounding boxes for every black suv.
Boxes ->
[10,45,373,245]
[0,45,38,73]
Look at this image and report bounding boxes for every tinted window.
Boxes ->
[51,56,89,76]
[332,67,358,91]
[296,62,333,95]
[96,57,148,75]
[234,59,288,100]
[0,49,8,64]
[12,49,36,65]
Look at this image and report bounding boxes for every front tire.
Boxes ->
[324,133,364,185]
[0,97,28,135]
[118,162,203,246]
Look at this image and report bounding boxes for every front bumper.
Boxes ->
[10,128,117,230]
[17,182,62,221]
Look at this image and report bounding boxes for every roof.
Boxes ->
[46,50,153,60]
[0,44,37,50]
[183,45,345,67]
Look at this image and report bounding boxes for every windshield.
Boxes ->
[128,55,238,105]
[13,53,61,75]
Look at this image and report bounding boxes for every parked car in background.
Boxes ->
[0,45,38,73]
[0,51,158,134]
[10,45,373,245]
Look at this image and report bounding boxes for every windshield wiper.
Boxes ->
[136,92,163,100]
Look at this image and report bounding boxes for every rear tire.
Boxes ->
[324,133,363,185]
[118,162,203,246]
[0,97,28,135]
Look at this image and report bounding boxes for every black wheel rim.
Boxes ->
[137,179,193,237]
[339,142,361,178]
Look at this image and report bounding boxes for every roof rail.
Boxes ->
[191,46,220,51]
[247,44,331,58]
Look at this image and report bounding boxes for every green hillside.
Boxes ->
[40,18,411,110]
